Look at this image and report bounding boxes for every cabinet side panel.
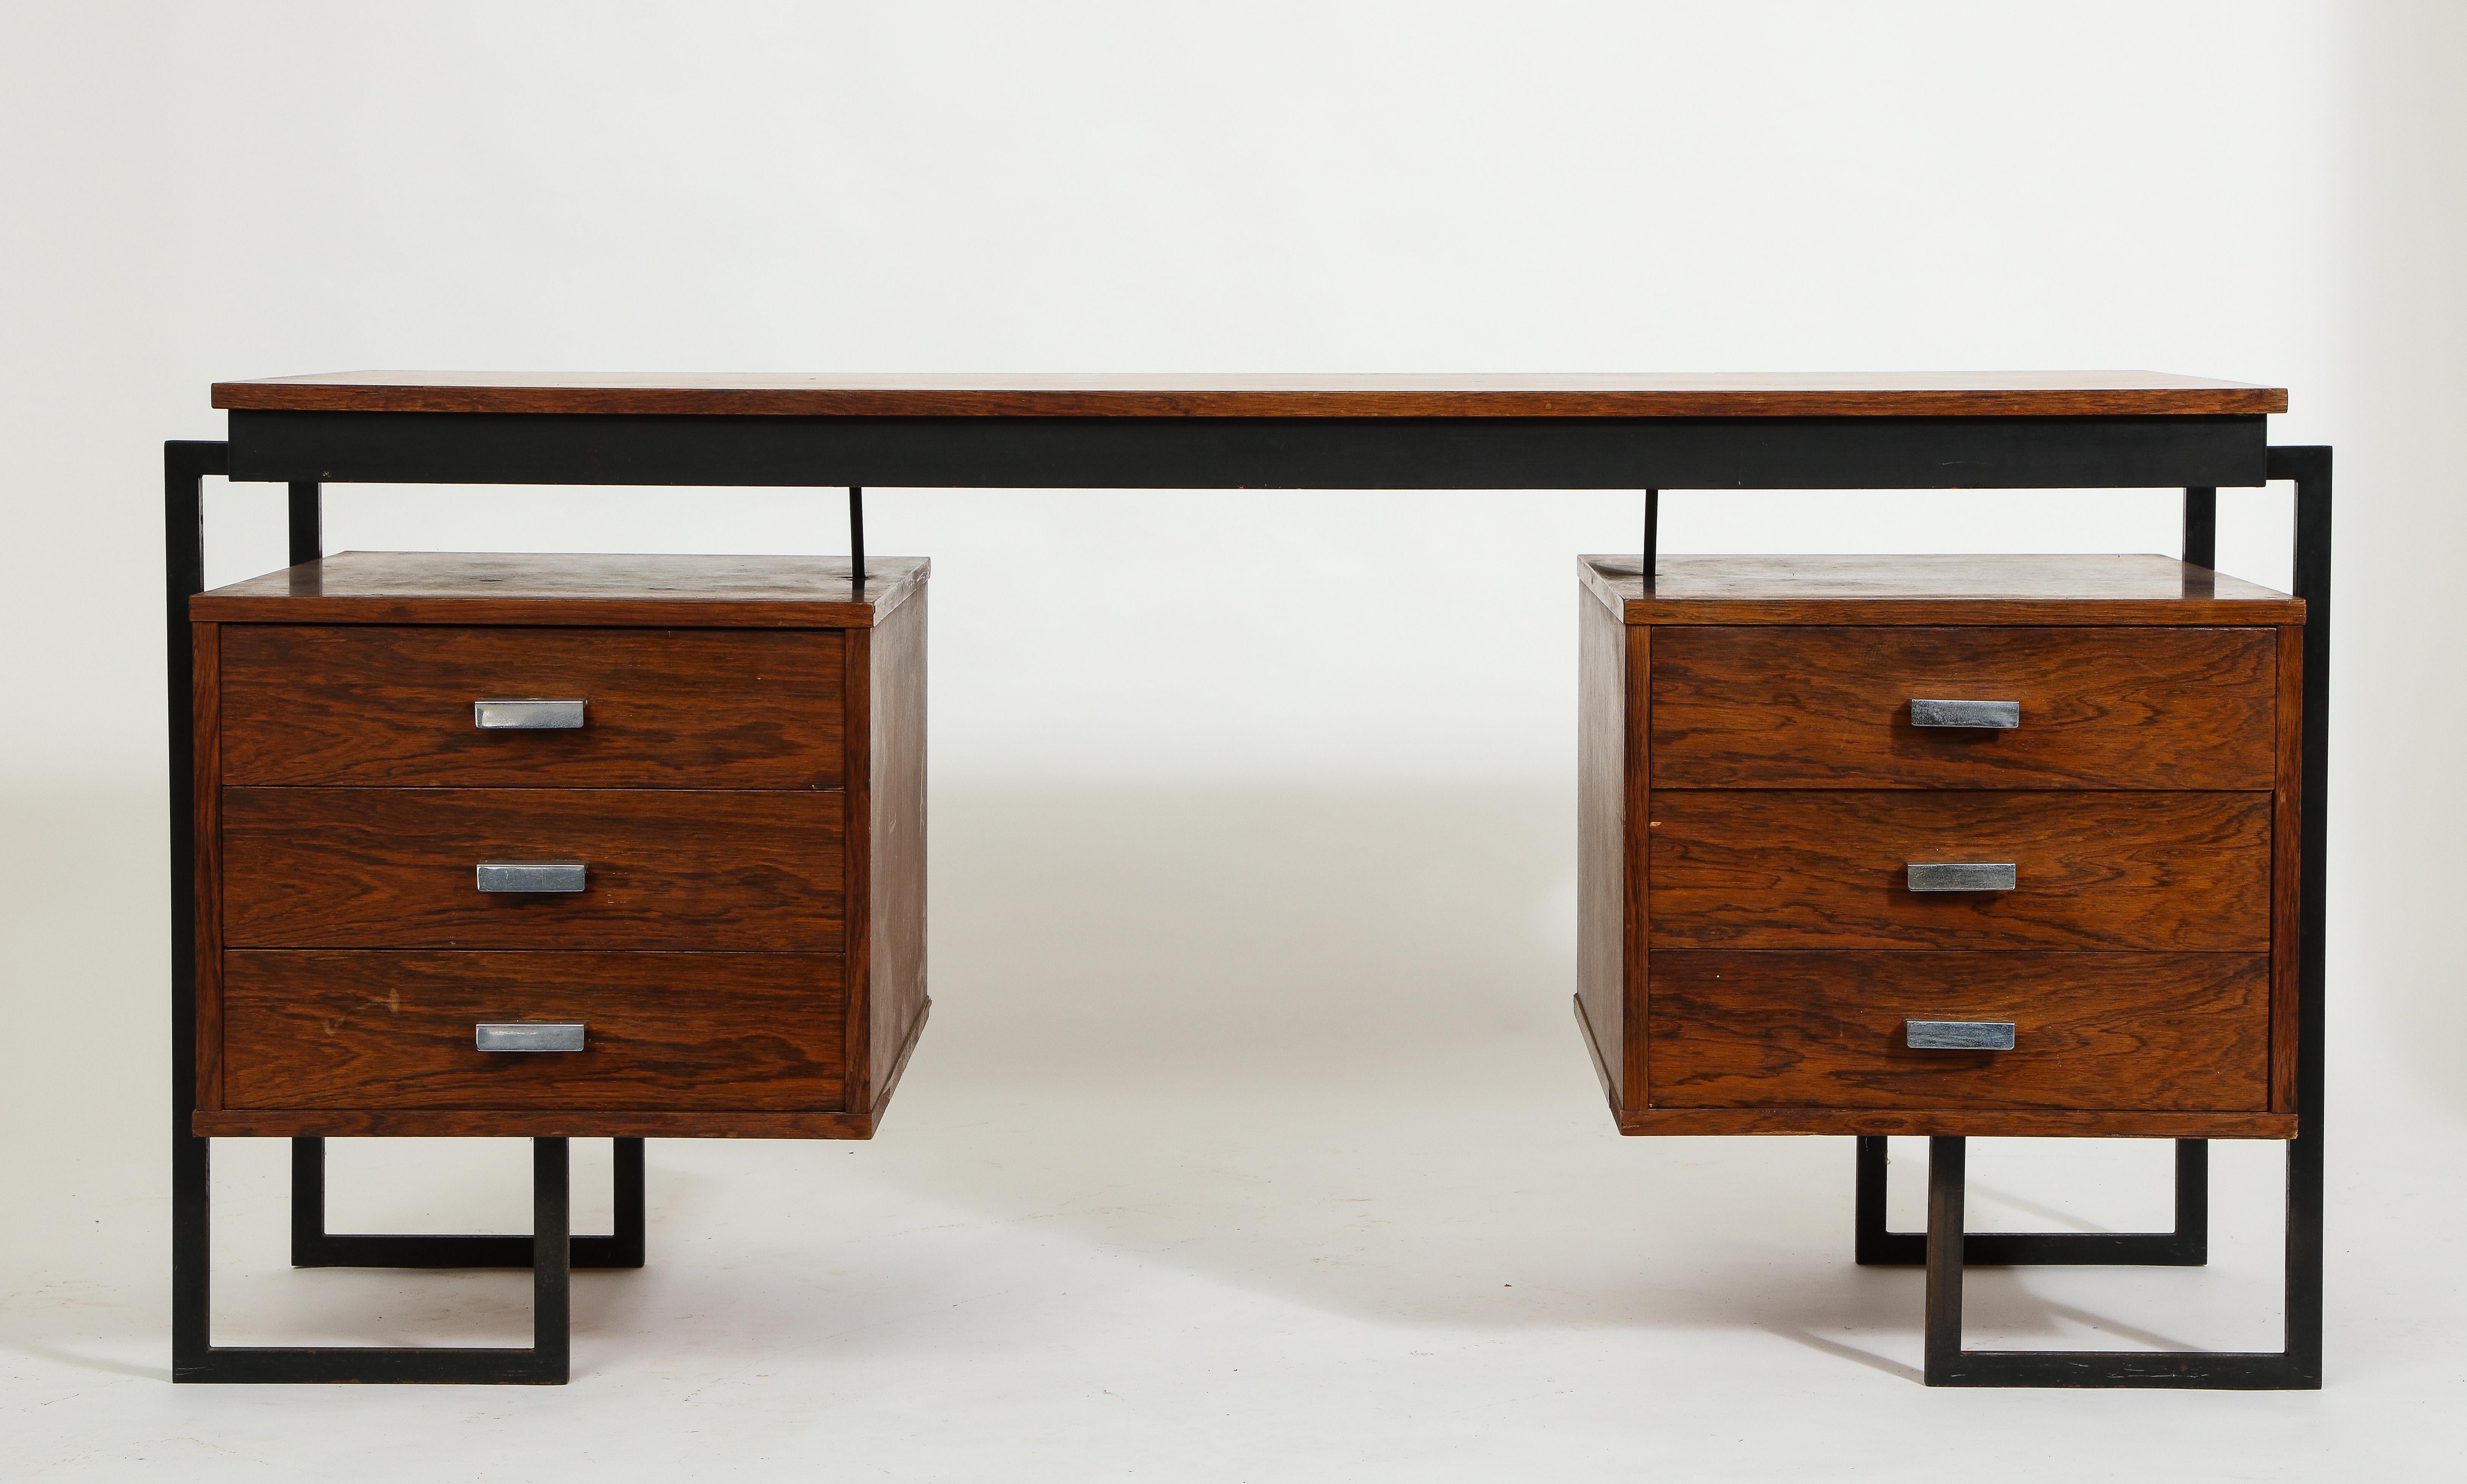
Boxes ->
[868,587,929,1109]
[2272,624,2303,1111]
[1575,589,1627,1105]
[193,623,223,1111]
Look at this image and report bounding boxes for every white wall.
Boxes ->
[3,2,2459,1454]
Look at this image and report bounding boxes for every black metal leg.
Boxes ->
[1641,488,1660,577]
[176,1138,574,1385]
[849,485,865,588]
[2182,486,2216,568]
[291,1136,646,1270]
[1855,1136,2207,1266]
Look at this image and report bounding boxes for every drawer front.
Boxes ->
[1647,791,2270,951]
[219,625,845,788]
[1647,951,2269,1110]
[221,951,846,1110]
[222,788,843,950]
[1650,626,2277,790]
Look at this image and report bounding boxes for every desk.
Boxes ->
[165,371,2328,1388]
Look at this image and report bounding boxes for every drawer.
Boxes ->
[1647,791,2270,951]
[220,951,846,1110]
[221,788,843,950]
[218,625,845,788]
[1646,951,2269,1111]
[1649,626,2277,790]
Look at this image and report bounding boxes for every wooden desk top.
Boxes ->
[190,552,926,628]
[211,371,2287,419]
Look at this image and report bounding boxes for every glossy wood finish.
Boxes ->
[221,787,845,950]
[858,588,930,1105]
[1582,554,2304,627]
[212,370,2288,418]
[1610,1107,2296,1139]
[2273,625,2305,1111]
[222,951,847,1110]
[191,552,925,628]
[1647,791,2271,951]
[1649,626,2278,790]
[1575,588,1632,1104]
[1647,952,2269,1111]
[219,626,846,788]
[191,1109,879,1138]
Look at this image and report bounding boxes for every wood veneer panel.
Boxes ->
[1646,951,2269,1111]
[2272,625,2305,1111]
[220,788,844,950]
[192,1109,877,1138]
[221,951,846,1111]
[1575,586,1628,1104]
[1647,791,2271,951]
[1650,626,2277,790]
[191,552,925,628]
[212,370,2287,418]
[1580,555,2304,627]
[1611,1108,2296,1139]
[220,626,846,788]
[864,588,929,1103]
[191,623,223,1111]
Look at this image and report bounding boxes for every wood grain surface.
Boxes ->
[1646,951,2269,1111]
[1610,1108,2296,1139]
[191,552,926,628]
[219,625,846,788]
[192,624,224,1109]
[1577,586,1632,1104]
[1647,791,2271,951]
[2272,624,2305,1111]
[210,370,2288,418]
[1649,625,2278,790]
[1581,554,2304,627]
[191,1109,878,1138]
[220,788,844,950]
[860,588,929,1105]
[221,951,847,1110]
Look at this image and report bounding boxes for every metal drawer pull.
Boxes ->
[474,698,587,730]
[475,860,587,893]
[1910,698,2020,729]
[1906,1020,2016,1051]
[475,1023,586,1053]
[1906,862,2017,892]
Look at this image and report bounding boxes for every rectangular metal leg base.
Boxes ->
[1854,1135,2208,1267]
[175,1137,575,1385]
[1922,1136,2321,1391]
[289,1137,645,1270]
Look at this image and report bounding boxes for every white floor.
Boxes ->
[4,785,2456,1481]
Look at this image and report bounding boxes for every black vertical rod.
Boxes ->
[848,486,865,588]
[533,1139,572,1382]
[2174,1139,2210,1258]
[287,481,322,567]
[1923,1135,1967,1384]
[1642,489,1660,578]
[2279,445,2331,1381]
[167,440,226,1378]
[2183,486,2217,569]
[609,1138,646,1267]
[1853,1136,1890,1264]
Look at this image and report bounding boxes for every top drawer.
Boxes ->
[1650,627,2279,790]
[217,626,845,788]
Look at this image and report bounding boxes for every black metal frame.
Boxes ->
[169,413,2325,1388]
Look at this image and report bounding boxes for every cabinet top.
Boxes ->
[211,370,2286,419]
[1583,553,2302,626]
[190,552,926,628]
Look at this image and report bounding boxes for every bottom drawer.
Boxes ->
[221,951,847,1111]
[1647,951,2269,1111]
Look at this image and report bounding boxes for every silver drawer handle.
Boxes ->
[475,698,586,730]
[475,860,587,893]
[475,1023,586,1053]
[1906,1020,2016,1051]
[1906,862,2016,892]
[1910,699,2020,730]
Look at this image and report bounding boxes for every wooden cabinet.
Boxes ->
[188,552,929,1140]
[1577,553,2304,1140]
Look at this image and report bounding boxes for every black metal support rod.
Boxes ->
[1854,1135,2206,1266]
[167,442,225,1379]
[532,1138,572,1379]
[1924,1136,1967,1385]
[287,480,322,567]
[2278,443,2332,1381]
[2183,486,2217,569]
[1642,488,1660,578]
[849,486,865,588]
[290,1137,646,1270]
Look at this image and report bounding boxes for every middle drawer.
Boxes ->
[221,788,845,950]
